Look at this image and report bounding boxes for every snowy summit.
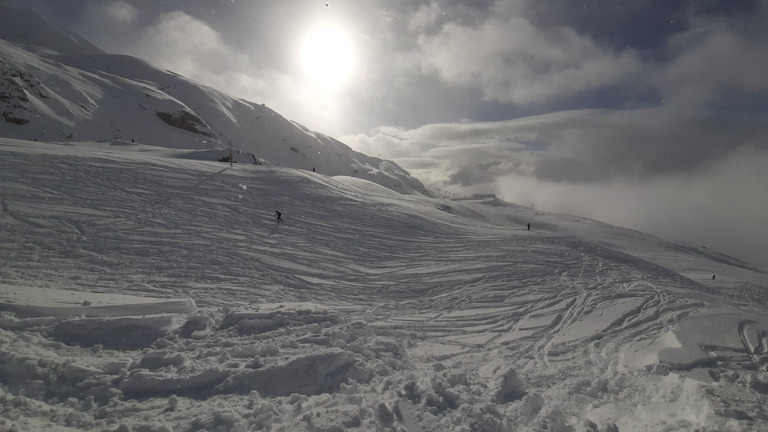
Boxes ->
[1,6,768,432]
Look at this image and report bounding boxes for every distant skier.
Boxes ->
[712,274,716,280]
[275,210,283,223]
[527,223,530,231]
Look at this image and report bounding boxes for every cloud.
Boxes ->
[345,0,768,270]
[655,12,768,107]
[346,107,768,190]
[72,1,140,50]
[407,2,444,33]
[410,8,643,105]
[131,12,250,78]
[526,108,768,182]
[495,145,768,271]
[83,0,138,25]
[402,0,768,115]
[343,106,768,270]
[342,120,535,193]
[101,0,138,24]
[120,11,312,124]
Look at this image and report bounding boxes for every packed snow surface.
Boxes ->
[1,139,767,431]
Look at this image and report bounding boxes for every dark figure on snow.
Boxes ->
[275,210,283,223]
[527,223,531,231]
[713,274,716,280]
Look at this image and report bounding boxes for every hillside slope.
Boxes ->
[0,6,429,196]
[1,139,766,431]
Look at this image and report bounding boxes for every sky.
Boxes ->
[3,0,768,270]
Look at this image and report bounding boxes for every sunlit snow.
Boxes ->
[1,138,767,431]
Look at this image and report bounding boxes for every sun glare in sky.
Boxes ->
[299,25,355,87]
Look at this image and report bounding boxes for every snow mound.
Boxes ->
[219,350,365,397]
[49,315,176,349]
[219,303,343,335]
[0,285,196,318]
[0,285,197,350]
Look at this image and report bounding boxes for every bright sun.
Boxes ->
[300,25,355,87]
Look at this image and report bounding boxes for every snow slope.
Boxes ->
[0,6,429,196]
[1,138,767,431]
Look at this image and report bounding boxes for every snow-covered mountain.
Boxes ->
[1,138,767,431]
[0,5,430,196]
[2,5,768,432]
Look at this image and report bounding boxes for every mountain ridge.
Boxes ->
[0,5,430,196]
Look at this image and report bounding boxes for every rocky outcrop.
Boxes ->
[156,110,215,137]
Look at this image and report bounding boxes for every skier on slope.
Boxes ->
[275,210,284,223]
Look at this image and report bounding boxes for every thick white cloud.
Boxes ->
[347,107,768,187]
[495,145,768,271]
[73,1,140,49]
[412,12,643,105]
[406,0,768,112]
[407,2,444,33]
[131,12,250,78]
[655,14,768,106]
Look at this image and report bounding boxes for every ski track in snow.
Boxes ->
[1,140,767,431]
